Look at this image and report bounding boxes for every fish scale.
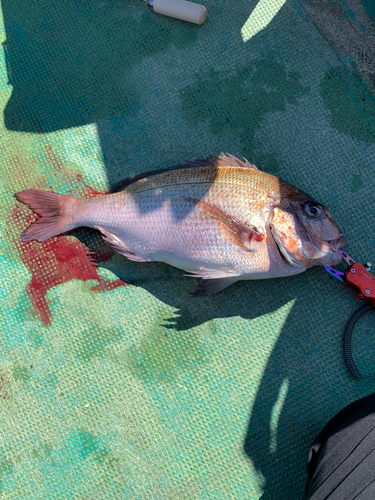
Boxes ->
[78,185,265,270]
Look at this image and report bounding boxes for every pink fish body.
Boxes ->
[16,154,346,294]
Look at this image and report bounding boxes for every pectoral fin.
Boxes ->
[186,198,263,251]
[95,226,151,263]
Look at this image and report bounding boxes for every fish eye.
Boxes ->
[304,203,322,217]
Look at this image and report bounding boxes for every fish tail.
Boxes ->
[15,189,80,242]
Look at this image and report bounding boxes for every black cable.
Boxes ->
[344,303,375,380]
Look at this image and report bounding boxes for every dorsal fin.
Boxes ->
[110,153,258,193]
[214,153,258,170]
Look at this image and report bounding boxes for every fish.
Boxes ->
[15,154,346,295]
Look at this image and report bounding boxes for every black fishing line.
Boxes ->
[344,303,375,380]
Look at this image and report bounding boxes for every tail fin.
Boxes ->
[15,189,79,242]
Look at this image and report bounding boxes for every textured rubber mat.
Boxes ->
[1,0,375,498]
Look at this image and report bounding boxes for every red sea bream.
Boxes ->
[15,154,346,295]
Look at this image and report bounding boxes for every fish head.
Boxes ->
[270,193,346,269]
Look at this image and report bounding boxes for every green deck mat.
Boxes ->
[1,0,375,498]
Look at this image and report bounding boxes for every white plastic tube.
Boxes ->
[147,0,207,25]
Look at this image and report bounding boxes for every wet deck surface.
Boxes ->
[1,0,375,498]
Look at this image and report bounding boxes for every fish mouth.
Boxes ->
[329,234,347,250]
[302,234,347,260]
[319,234,347,266]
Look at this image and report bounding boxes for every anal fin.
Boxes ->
[95,226,151,263]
